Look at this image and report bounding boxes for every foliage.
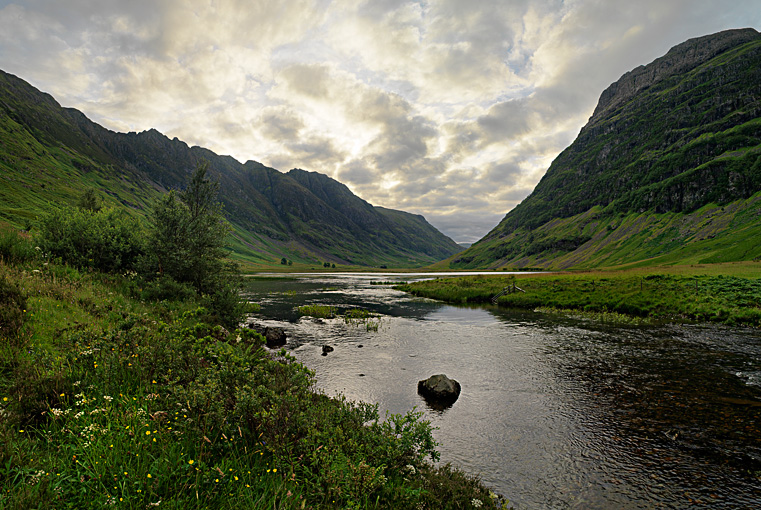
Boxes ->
[77,188,101,212]
[148,161,232,294]
[36,206,145,273]
[0,257,508,509]
[0,270,27,343]
[144,161,244,328]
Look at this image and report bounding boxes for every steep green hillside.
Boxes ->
[454,28,761,269]
[0,70,461,268]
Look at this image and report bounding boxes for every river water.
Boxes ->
[242,273,761,509]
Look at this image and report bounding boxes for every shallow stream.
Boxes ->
[243,273,761,509]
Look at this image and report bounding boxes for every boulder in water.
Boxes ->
[417,374,461,408]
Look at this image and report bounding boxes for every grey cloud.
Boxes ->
[423,210,508,245]
[477,99,533,141]
[338,160,379,186]
[259,108,305,141]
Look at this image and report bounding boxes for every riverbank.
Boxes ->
[396,264,761,327]
[0,251,509,508]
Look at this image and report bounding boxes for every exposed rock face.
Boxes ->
[591,29,761,125]
[417,374,461,408]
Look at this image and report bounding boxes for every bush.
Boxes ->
[36,206,145,273]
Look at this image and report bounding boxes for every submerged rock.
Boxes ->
[417,374,461,409]
[321,345,334,356]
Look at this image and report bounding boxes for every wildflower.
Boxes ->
[471,499,483,508]
[146,431,151,435]
[2,397,7,401]
[147,474,152,479]
[188,460,194,465]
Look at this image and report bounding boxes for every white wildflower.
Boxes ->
[471,499,483,508]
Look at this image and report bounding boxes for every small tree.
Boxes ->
[149,161,231,294]
[78,188,101,212]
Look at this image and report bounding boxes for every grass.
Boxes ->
[344,309,383,332]
[297,305,337,319]
[397,264,761,327]
[0,231,510,509]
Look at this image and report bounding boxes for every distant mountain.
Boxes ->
[453,28,761,269]
[0,69,461,267]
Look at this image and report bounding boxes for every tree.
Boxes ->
[77,188,101,212]
[149,161,231,294]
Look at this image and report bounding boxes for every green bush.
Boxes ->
[36,206,145,273]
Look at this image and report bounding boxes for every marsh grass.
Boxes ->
[344,309,383,332]
[297,304,337,319]
[397,269,761,327]
[0,241,510,509]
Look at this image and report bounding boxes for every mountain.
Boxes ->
[452,28,761,269]
[0,69,461,267]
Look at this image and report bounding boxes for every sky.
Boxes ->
[1,1,760,243]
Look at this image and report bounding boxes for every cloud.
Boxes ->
[1,0,759,242]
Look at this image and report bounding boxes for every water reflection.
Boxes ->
[242,274,761,509]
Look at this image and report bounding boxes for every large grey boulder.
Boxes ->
[417,374,461,408]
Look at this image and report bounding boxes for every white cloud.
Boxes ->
[1,0,759,242]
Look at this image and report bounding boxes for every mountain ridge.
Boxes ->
[451,28,761,269]
[0,69,462,267]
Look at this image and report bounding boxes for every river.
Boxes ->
[242,272,761,509]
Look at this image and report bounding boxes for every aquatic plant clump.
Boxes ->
[296,304,337,318]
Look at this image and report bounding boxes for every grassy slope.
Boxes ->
[1,70,461,270]
[450,191,761,270]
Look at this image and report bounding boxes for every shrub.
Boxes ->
[36,206,145,273]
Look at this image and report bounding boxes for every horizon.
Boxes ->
[1,1,760,244]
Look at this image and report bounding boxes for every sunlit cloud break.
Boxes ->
[1,0,759,243]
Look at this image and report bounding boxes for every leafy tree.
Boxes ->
[77,188,101,212]
[147,161,243,327]
[149,161,231,294]
[280,257,288,265]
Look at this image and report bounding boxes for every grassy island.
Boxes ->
[397,265,761,327]
[0,230,509,509]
